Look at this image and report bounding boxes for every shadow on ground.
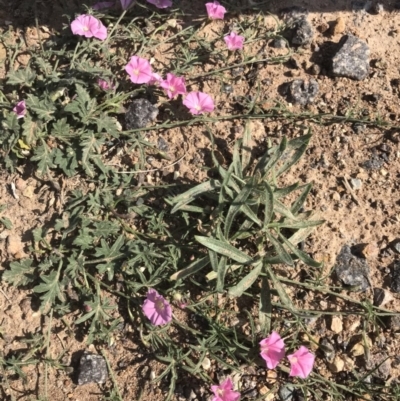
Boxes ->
[2,0,399,32]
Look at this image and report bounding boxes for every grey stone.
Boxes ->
[222,83,233,94]
[77,352,108,385]
[334,245,370,291]
[291,18,314,46]
[351,178,362,190]
[279,384,296,401]
[287,79,319,105]
[280,6,309,23]
[125,99,158,129]
[157,137,169,152]
[392,241,400,254]
[272,38,287,49]
[332,35,370,80]
[391,261,400,293]
[367,353,391,379]
[310,64,321,75]
[361,156,384,170]
[352,122,366,134]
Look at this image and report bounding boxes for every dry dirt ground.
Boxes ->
[0,0,400,400]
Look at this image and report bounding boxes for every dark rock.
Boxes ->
[391,240,400,254]
[291,18,314,46]
[280,6,309,23]
[334,245,370,291]
[390,261,400,293]
[157,137,169,152]
[310,64,321,75]
[351,1,370,11]
[332,35,370,80]
[231,67,244,77]
[77,352,108,385]
[352,122,366,134]
[319,337,335,362]
[222,84,233,94]
[278,384,296,401]
[367,353,391,379]
[272,38,287,48]
[287,79,319,105]
[389,315,400,331]
[361,156,384,170]
[125,99,158,129]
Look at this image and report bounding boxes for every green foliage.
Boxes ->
[169,123,323,301]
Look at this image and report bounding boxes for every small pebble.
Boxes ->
[350,178,362,190]
[272,38,287,48]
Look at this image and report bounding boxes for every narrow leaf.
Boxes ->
[170,256,210,281]
[265,231,293,266]
[195,236,251,264]
[259,274,272,336]
[228,261,262,297]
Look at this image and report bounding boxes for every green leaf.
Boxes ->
[274,183,300,199]
[52,118,73,140]
[0,216,13,229]
[264,231,293,266]
[80,132,105,177]
[260,181,274,227]
[276,134,311,177]
[265,264,296,314]
[53,147,79,177]
[26,94,56,122]
[31,142,56,175]
[170,256,210,281]
[195,236,251,264]
[241,122,252,174]
[3,259,35,286]
[228,261,262,297]
[171,180,221,213]
[72,227,94,250]
[7,67,36,87]
[291,182,313,215]
[224,178,254,238]
[268,219,325,230]
[64,84,97,124]
[21,115,40,146]
[259,274,272,336]
[216,256,228,292]
[33,266,65,311]
[255,137,287,178]
[277,231,322,268]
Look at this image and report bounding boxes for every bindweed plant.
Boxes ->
[169,122,324,335]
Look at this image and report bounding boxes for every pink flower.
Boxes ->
[287,346,315,379]
[93,1,114,10]
[259,331,285,369]
[142,289,172,326]
[160,73,186,99]
[125,56,153,84]
[97,78,114,90]
[205,1,226,20]
[224,32,245,51]
[148,72,163,86]
[146,0,172,8]
[71,15,107,41]
[120,0,134,9]
[211,377,240,401]
[183,92,214,115]
[13,100,26,119]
